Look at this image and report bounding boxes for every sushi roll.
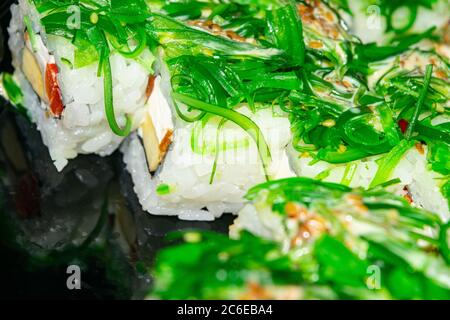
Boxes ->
[368,49,449,218]
[8,0,155,170]
[232,178,447,252]
[149,178,450,299]
[285,45,450,220]
[122,2,300,221]
[122,0,367,221]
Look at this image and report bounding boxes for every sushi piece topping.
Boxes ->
[149,178,450,300]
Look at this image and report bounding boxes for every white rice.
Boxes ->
[122,104,295,221]
[122,55,449,222]
[8,0,153,171]
[287,145,450,221]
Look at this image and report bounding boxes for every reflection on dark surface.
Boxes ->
[0,106,233,300]
[0,105,234,299]
[0,109,134,299]
[118,159,234,261]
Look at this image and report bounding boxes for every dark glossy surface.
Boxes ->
[0,2,234,299]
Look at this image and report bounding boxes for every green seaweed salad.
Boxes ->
[2,0,449,300]
[150,177,450,300]
[29,0,154,136]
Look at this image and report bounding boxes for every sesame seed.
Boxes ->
[338,144,347,153]
[90,13,99,24]
[183,232,202,243]
[322,119,336,127]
